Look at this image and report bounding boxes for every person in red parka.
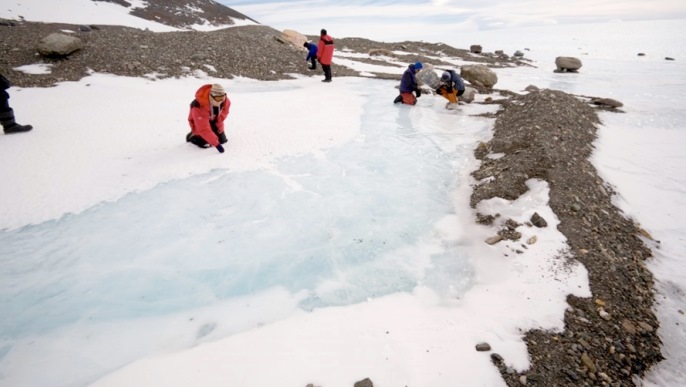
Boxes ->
[186,84,230,153]
[317,28,335,83]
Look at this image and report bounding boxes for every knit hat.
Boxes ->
[414,61,423,70]
[303,42,309,48]
[210,84,225,97]
[441,71,450,82]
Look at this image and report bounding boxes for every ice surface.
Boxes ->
[0,78,492,386]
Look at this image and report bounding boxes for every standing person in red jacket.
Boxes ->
[186,84,230,153]
[317,28,335,83]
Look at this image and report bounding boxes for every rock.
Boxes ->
[490,353,503,362]
[530,212,548,228]
[495,50,505,56]
[639,228,654,240]
[475,342,491,351]
[78,25,92,32]
[524,85,539,92]
[513,50,524,57]
[637,321,654,333]
[638,53,646,56]
[470,44,482,53]
[519,375,527,385]
[460,86,477,103]
[281,29,307,48]
[485,235,503,245]
[665,57,675,61]
[354,377,374,387]
[461,64,498,88]
[526,235,537,245]
[581,352,597,373]
[36,33,84,57]
[598,308,611,320]
[591,98,624,108]
[598,372,612,383]
[555,56,583,72]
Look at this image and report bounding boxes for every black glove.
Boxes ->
[414,88,421,98]
[216,144,225,153]
[445,85,454,94]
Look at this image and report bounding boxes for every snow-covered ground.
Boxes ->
[1,2,684,386]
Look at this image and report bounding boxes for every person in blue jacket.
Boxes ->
[435,69,467,109]
[393,62,423,105]
[439,69,466,98]
[303,41,318,70]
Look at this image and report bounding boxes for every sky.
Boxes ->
[1,1,685,387]
[220,0,686,41]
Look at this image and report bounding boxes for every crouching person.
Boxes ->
[186,84,230,153]
[436,69,465,109]
[394,62,423,105]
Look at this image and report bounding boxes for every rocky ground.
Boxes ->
[1,20,662,387]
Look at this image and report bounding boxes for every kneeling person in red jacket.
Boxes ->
[186,84,230,153]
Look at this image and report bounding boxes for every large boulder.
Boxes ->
[470,44,482,54]
[36,33,83,57]
[281,29,307,48]
[461,64,498,88]
[555,56,582,72]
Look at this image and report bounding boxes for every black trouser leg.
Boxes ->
[189,134,209,148]
[309,58,317,70]
[323,65,332,81]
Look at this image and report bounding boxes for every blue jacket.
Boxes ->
[399,64,419,93]
[305,43,318,61]
[446,70,465,91]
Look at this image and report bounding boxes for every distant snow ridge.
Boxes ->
[94,0,259,29]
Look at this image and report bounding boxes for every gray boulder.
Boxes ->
[513,50,524,57]
[470,44,482,54]
[461,64,498,88]
[37,33,83,57]
[555,56,583,72]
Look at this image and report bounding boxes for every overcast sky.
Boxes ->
[220,0,686,40]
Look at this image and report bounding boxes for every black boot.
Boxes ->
[393,95,403,104]
[1,108,33,134]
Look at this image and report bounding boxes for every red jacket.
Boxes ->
[187,84,231,147]
[317,34,334,65]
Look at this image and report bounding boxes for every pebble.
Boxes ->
[476,342,491,351]
[485,235,502,245]
[581,352,597,373]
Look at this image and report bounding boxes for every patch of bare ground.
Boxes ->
[472,89,662,386]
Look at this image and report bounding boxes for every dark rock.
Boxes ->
[476,342,492,351]
[354,377,373,387]
[530,212,548,228]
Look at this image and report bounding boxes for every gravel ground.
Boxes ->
[1,20,662,387]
